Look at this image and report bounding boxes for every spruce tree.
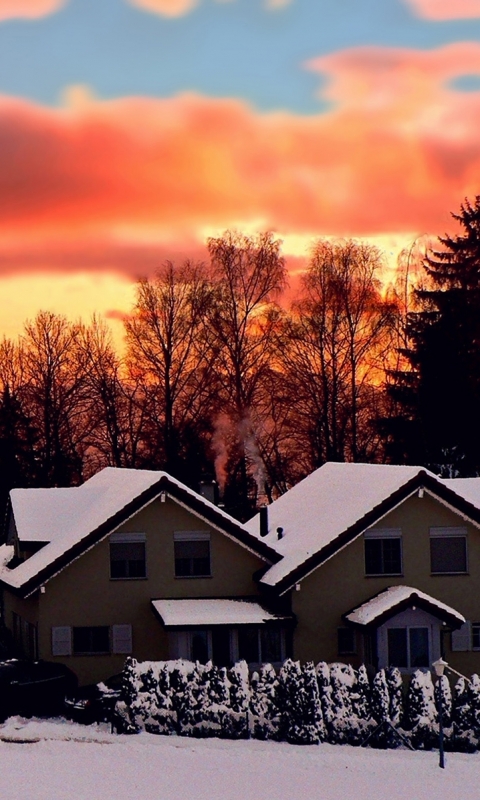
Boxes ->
[383,196,480,474]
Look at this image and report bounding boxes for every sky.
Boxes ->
[1,0,480,341]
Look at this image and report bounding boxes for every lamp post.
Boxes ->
[432,658,448,769]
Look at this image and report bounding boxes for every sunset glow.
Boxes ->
[0,0,479,338]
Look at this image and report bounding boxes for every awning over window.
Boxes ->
[344,585,465,629]
[151,598,291,628]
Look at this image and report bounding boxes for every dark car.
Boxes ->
[64,673,123,726]
[0,659,78,722]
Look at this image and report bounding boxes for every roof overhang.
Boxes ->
[151,598,293,628]
[343,585,465,630]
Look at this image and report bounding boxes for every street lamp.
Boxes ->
[432,658,448,769]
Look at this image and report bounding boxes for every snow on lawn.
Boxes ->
[0,717,479,800]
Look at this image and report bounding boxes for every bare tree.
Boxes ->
[124,261,215,480]
[280,239,396,466]
[20,311,89,486]
[79,316,144,472]
[206,231,287,513]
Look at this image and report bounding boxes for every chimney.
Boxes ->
[259,505,269,537]
[199,477,218,505]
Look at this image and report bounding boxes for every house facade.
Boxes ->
[1,462,480,684]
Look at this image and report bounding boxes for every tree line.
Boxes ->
[1,200,480,519]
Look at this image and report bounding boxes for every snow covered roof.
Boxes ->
[247,463,431,591]
[151,598,291,627]
[1,468,279,597]
[344,585,465,628]
[248,462,480,592]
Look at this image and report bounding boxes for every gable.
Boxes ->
[0,468,279,598]
[258,465,480,594]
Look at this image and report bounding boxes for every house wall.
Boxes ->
[292,491,480,674]
[32,496,265,684]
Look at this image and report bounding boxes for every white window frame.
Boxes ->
[429,527,468,575]
[364,528,403,576]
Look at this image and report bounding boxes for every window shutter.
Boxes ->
[451,621,471,652]
[112,624,132,654]
[52,626,72,656]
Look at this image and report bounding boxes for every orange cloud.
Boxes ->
[0,0,65,21]
[2,41,480,276]
[405,0,480,19]
[126,0,198,17]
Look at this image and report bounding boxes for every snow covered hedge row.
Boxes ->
[117,657,480,750]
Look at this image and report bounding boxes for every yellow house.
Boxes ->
[1,462,480,684]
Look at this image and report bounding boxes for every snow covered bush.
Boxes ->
[151,662,177,735]
[277,660,324,745]
[386,667,404,728]
[328,663,359,744]
[223,660,250,739]
[316,662,334,736]
[404,670,437,750]
[249,663,281,740]
[452,677,477,752]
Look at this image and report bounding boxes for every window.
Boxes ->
[73,626,110,655]
[169,626,285,665]
[237,626,283,664]
[430,528,467,574]
[174,531,211,577]
[472,624,480,651]
[387,627,429,669]
[110,532,146,579]
[337,627,356,656]
[51,625,132,656]
[364,529,402,576]
[452,621,479,652]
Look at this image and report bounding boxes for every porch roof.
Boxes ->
[151,598,291,628]
[344,585,465,629]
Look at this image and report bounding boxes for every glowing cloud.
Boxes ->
[2,41,480,277]
[127,0,290,17]
[405,0,480,19]
[126,0,198,17]
[0,0,65,21]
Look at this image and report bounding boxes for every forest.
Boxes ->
[1,196,480,521]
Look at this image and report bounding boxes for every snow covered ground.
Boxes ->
[0,717,478,800]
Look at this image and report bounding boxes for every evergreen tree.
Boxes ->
[223,660,250,739]
[386,666,404,727]
[383,197,480,474]
[469,673,480,742]
[153,662,177,735]
[405,670,437,750]
[328,662,356,744]
[249,664,281,740]
[316,661,334,738]
[452,676,476,752]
